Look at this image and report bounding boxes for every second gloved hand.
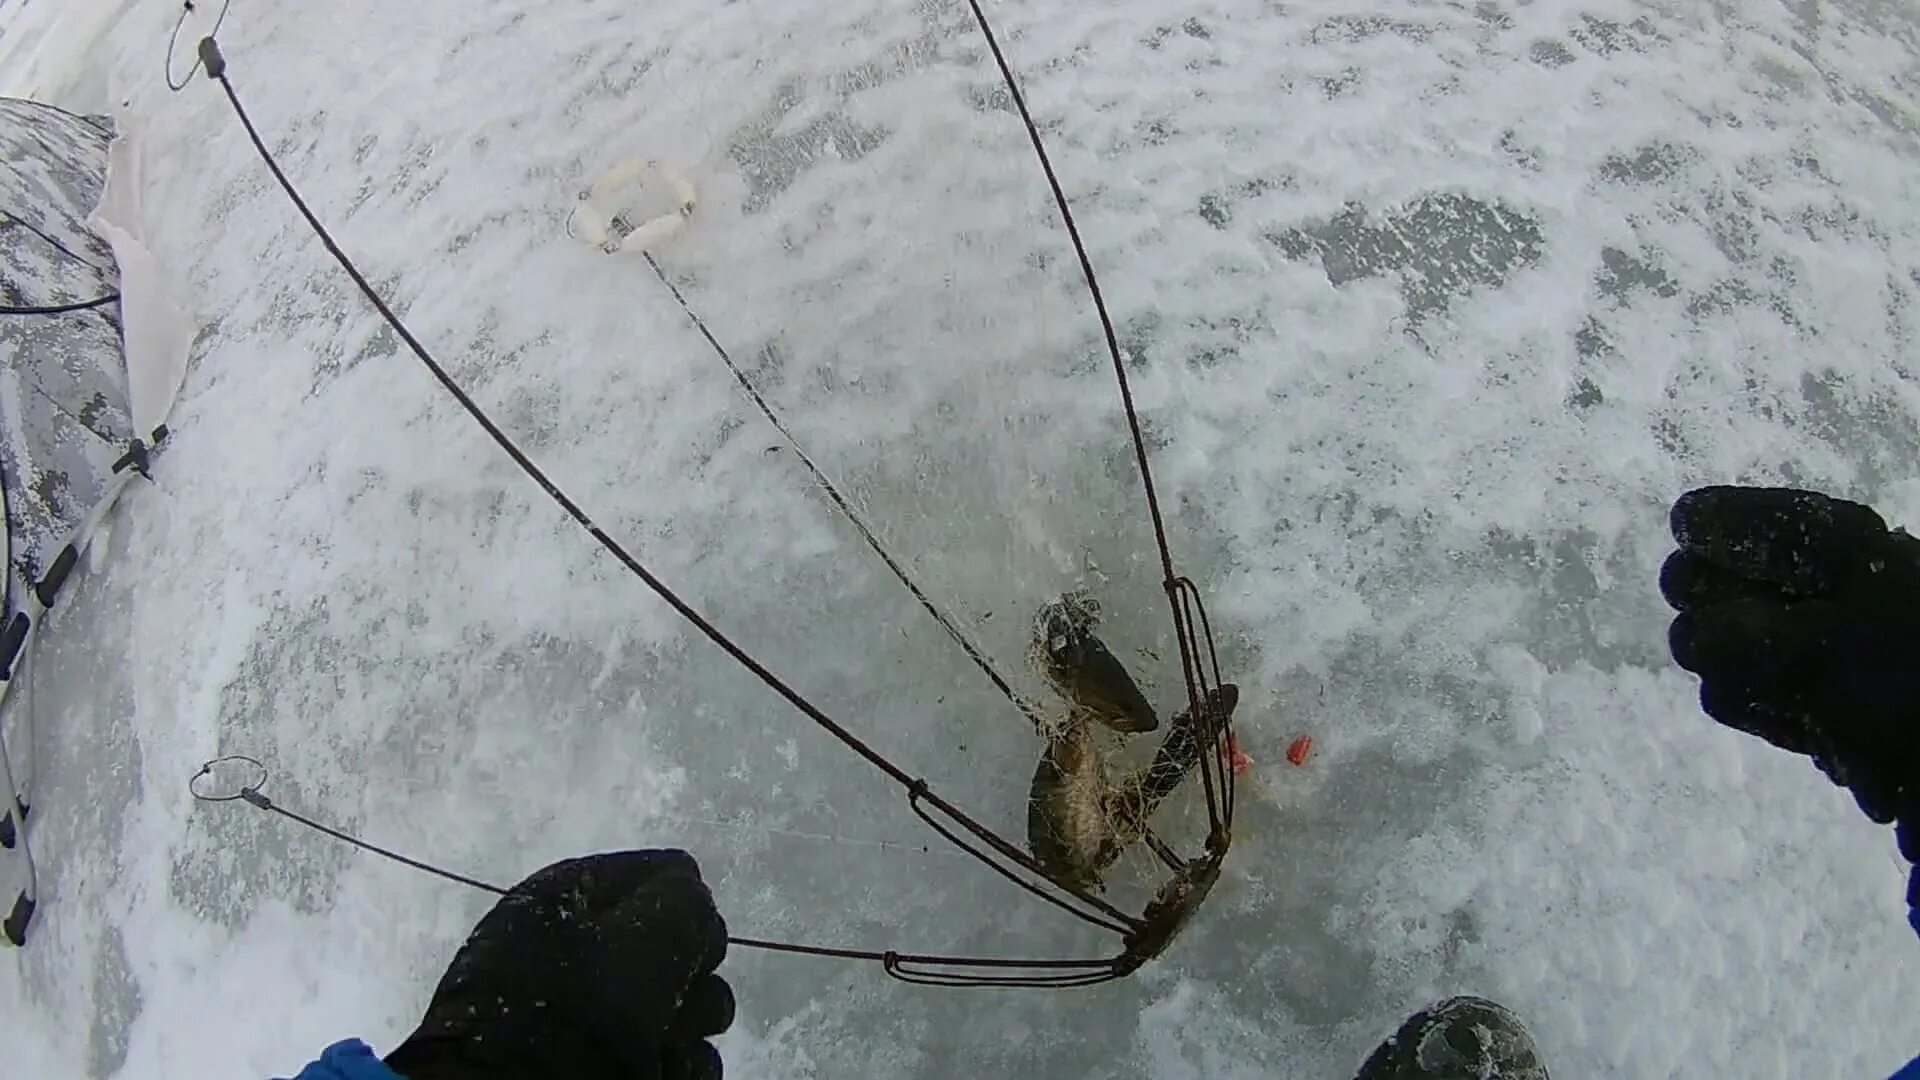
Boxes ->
[1661,486,1920,856]
[383,849,734,1080]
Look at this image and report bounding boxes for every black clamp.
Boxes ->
[112,438,151,478]
[198,37,227,79]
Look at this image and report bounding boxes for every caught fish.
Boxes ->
[1027,682,1241,892]
[1107,683,1240,835]
[1034,593,1158,734]
[1026,713,1123,891]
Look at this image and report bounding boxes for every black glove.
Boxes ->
[383,850,734,1080]
[1660,486,1920,864]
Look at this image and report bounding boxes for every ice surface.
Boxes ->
[0,0,138,114]
[3,0,1919,1076]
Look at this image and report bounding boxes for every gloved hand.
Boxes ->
[1660,486,1920,862]
[383,850,734,1080]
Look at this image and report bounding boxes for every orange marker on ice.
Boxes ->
[1222,732,1253,776]
[1286,734,1313,767]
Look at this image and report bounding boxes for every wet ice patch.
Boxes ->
[1267,194,1546,326]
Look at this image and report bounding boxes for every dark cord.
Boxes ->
[187,0,1238,981]
[644,252,1046,732]
[0,295,119,316]
[202,43,1130,975]
[0,214,114,275]
[204,762,1130,981]
[166,0,233,92]
[959,0,1232,840]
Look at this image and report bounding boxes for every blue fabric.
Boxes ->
[1899,868,1920,1079]
[1908,863,1919,940]
[279,1040,402,1080]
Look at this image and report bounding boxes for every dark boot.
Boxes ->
[1355,996,1548,1080]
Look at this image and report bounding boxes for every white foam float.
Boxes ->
[565,157,697,255]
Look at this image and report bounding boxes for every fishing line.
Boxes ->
[0,213,115,275]
[171,0,1236,983]
[189,34,1140,980]
[0,217,119,317]
[958,1,1234,841]
[0,295,119,317]
[190,754,1125,982]
[356,766,974,860]
[641,3,1236,848]
[642,252,1046,732]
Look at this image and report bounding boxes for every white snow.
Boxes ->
[90,108,196,440]
[4,0,1919,1077]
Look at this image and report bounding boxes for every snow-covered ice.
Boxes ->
[3,0,1919,1076]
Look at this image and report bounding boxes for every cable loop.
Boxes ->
[165,0,233,92]
[189,754,268,802]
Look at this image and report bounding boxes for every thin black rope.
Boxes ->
[742,937,1121,988]
[0,214,114,275]
[0,295,119,316]
[1142,827,1182,872]
[909,788,1138,934]
[0,215,120,328]
[203,41,1122,941]
[263,792,1136,982]
[963,0,1229,837]
[0,447,19,828]
[1165,583,1220,829]
[244,790,509,896]
[960,1,1180,597]
[1177,579,1233,820]
[887,959,1123,988]
[642,252,1045,732]
[203,764,1127,983]
[167,0,233,92]
[210,62,902,808]
[194,15,1234,980]
[0,457,11,622]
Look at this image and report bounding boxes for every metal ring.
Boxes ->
[190,754,267,802]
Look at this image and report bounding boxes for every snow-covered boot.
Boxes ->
[1354,996,1548,1080]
